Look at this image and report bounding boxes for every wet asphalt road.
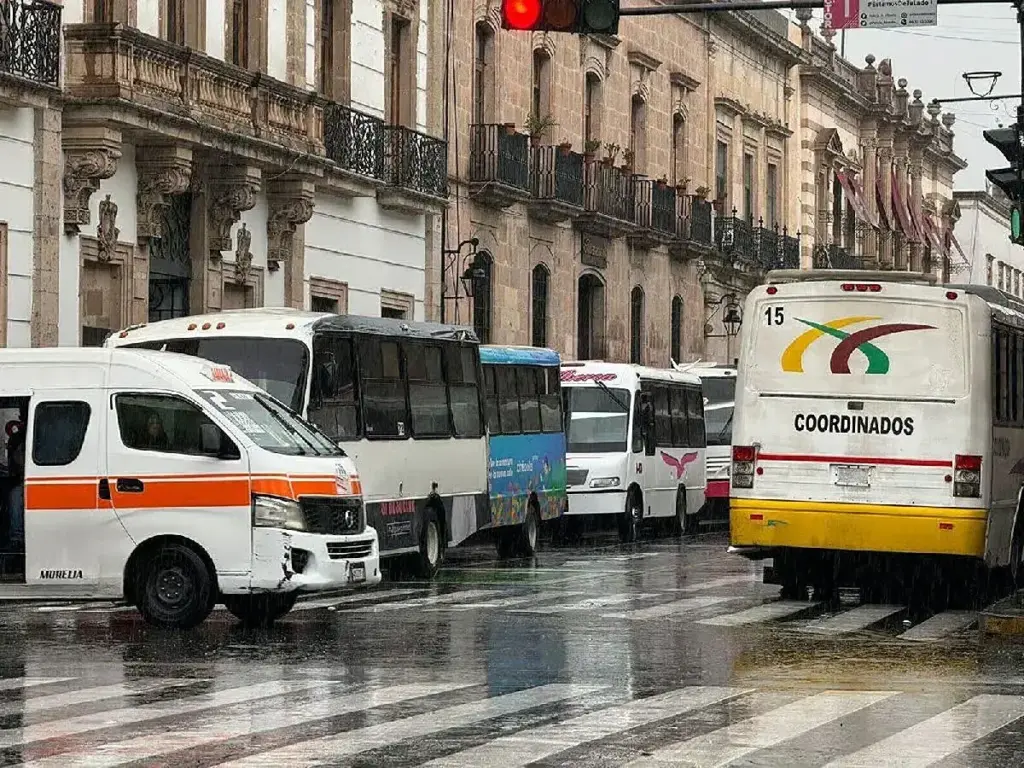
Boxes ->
[1,530,1024,766]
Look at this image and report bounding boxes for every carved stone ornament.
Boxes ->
[234,223,253,285]
[96,194,119,263]
[63,148,121,235]
[209,182,258,255]
[267,196,315,266]
[137,167,192,243]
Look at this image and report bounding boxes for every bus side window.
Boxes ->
[446,346,483,438]
[653,386,671,446]
[518,366,541,433]
[482,365,500,434]
[686,388,706,448]
[496,366,521,434]
[309,334,359,440]
[359,338,408,438]
[540,367,562,433]
[669,387,689,447]
[406,342,451,438]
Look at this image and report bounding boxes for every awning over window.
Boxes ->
[946,224,969,267]
[836,171,878,228]
[875,175,891,230]
[922,214,948,257]
[890,169,919,242]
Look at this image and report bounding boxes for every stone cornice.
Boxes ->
[627,48,662,71]
[670,71,701,92]
[712,12,808,67]
[714,96,746,117]
[586,33,621,51]
[954,188,1011,219]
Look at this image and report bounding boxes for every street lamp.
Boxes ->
[440,237,481,324]
[964,71,1002,98]
[460,253,487,298]
[723,299,742,337]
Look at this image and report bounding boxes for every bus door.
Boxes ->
[634,386,659,516]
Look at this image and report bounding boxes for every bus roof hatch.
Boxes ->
[764,269,939,286]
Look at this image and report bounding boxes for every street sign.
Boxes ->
[823,0,937,30]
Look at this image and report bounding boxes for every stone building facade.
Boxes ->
[954,183,1024,294]
[1,0,448,348]
[428,5,967,365]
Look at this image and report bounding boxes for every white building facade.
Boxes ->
[0,0,446,349]
[954,185,1023,295]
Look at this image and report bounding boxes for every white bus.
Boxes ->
[730,269,1024,598]
[560,362,707,541]
[106,310,489,577]
[675,362,737,517]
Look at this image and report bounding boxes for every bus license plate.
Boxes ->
[833,465,871,488]
[351,564,366,583]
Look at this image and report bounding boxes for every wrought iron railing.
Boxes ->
[384,125,449,199]
[689,199,713,245]
[531,146,585,208]
[813,243,863,269]
[634,180,677,235]
[716,212,756,261]
[717,209,801,270]
[324,102,385,179]
[469,124,530,191]
[583,163,636,222]
[0,0,61,87]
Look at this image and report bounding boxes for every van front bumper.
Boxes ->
[222,527,383,594]
[566,489,627,516]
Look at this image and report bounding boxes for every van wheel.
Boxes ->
[136,544,213,629]
[517,503,541,556]
[619,493,642,543]
[223,592,298,627]
[416,509,444,578]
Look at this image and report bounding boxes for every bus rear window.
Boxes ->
[747,298,968,399]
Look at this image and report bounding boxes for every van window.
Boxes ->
[32,402,91,466]
[116,394,222,456]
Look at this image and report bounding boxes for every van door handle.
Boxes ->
[115,478,144,493]
[98,478,110,501]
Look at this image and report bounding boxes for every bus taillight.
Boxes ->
[840,283,882,292]
[953,454,982,498]
[732,445,756,488]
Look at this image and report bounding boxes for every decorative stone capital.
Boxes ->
[136,145,193,244]
[207,165,262,256]
[266,177,316,267]
[62,125,123,235]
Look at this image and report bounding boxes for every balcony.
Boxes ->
[528,146,584,223]
[813,243,864,269]
[630,180,678,249]
[0,0,60,99]
[576,162,638,238]
[322,101,386,194]
[378,125,449,214]
[716,210,802,273]
[468,124,530,209]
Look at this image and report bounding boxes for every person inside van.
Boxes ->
[143,411,169,451]
[6,429,24,551]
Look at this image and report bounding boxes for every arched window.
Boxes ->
[630,286,645,364]
[671,296,683,363]
[472,251,493,344]
[531,264,549,348]
[577,273,605,360]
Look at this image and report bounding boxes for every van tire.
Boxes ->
[136,544,214,629]
[415,508,444,578]
[619,492,642,543]
[223,592,298,627]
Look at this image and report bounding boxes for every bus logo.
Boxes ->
[781,316,935,374]
[661,451,698,479]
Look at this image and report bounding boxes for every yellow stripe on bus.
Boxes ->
[779,315,879,372]
[730,498,987,557]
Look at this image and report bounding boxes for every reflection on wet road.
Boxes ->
[0,533,1022,766]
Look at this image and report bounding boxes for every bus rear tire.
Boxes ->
[136,544,214,629]
[619,492,642,543]
[223,592,298,627]
[415,509,444,578]
[517,504,540,556]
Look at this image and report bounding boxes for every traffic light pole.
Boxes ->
[619,0,1006,12]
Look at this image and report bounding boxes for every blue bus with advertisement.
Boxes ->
[480,345,568,558]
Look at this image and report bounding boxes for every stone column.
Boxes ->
[32,106,64,347]
[877,126,894,268]
[893,138,910,270]
[267,176,316,308]
[860,122,878,266]
[987,253,995,286]
[908,142,925,273]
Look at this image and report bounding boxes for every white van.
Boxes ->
[0,348,379,628]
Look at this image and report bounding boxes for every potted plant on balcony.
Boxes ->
[621,149,634,174]
[675,178,691,194]
[525,111,556,147]
[583,139,601,163]
[503,122,516,136]
[694,185,710,199]
[656,176,669,190]
[602,143,620,167]
[558,139,573,156]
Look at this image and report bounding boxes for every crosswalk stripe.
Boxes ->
[512,593,660,614]
[898,610,977,641]
[288,588,429,612]
[17,682,473,767]
[796,605,904,635]
[0,678,75,692]
[676,575,762,592]
[626,690,897,767]
[424,591,587,611]
[697,600,821,626]
[345,589,501,612]
[823,694,1024,767]
[0,680,337,749]
[603,596,737,620]
[216,683,604,767]
[421,685,750,768]
[0,679,198,716]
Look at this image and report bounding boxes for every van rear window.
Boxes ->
[746,298,967,399]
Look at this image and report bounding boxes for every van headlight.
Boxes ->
[252,494,306,531]
[589,476,620,489]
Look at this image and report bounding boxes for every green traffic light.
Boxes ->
[580,0,619,32]
[1013,207,1022,241]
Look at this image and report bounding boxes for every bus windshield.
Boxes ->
[127,337,308,413]
[197,389,343,457]
[705,402,734,446]
[563,386,632,453]
[700,377,736,406]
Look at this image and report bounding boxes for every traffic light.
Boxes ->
[500,0,620,34]
[984,123,1024,246]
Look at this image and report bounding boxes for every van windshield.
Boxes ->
[563,386,632,453]
[196,389,343,457]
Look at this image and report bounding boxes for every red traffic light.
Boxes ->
[502,0,542,29]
